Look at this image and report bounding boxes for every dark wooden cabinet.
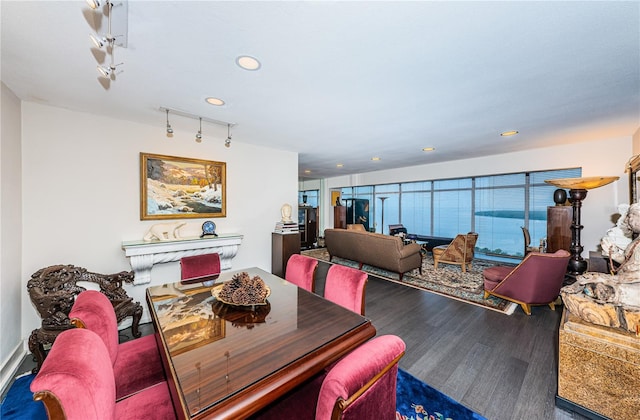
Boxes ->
[334,206,347,229]
[547,206,572,253]
[299,207,318,249]
[271,232,300,277]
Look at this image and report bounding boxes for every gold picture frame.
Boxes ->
[140,153,226,220]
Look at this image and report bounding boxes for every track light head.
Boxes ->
[225,123,232,148]
[97,65,112,77]
[165,109,173,137]
[195,118,203,142]
[89,33,107,48]
[86,0,101,9]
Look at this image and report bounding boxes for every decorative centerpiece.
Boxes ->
[212,272,270,307]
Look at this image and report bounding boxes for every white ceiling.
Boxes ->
[2,1,639,179]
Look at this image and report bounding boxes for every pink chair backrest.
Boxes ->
[315,335,406,420]
[285,254,318,292]
[180,253,221,283]
[494,249,570,303]
[31,328,116,420]
[324,264,368,315]
[69,290,120,364]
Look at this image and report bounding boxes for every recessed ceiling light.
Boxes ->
[236,55,261,71]
[336,163,344,168]
[500,130,519,137]
[422,147,435,152]
[304,169,311,174]
[205,97,225,106]
[371,157,381,161]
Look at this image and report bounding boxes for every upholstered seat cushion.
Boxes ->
[114,335,165,401]
[115,381,176,420]
[483,266,515,289]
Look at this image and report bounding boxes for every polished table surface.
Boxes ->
[146,267,376,419]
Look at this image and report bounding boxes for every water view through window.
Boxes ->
[339,168,581,258]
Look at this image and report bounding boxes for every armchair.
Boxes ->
[483,249,570,315]
[432,232,478,272]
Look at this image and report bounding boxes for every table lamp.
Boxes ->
[544,176,619,276]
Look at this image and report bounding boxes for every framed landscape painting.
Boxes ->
[140,152,226,220]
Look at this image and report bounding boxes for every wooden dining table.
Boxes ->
[146,267,376,419]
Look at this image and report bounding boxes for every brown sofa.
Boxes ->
[324,228,422,280]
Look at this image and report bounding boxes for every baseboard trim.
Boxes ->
[0,341,28,398]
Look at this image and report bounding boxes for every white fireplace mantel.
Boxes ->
[122,234,243,285]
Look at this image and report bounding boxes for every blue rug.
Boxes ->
[396,369,486,420]
[1,373,46,420]
[2,370,484,420]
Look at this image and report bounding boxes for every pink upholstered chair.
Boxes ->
[483,249,570,315]
[285,254,318,292]
[324,265,368,315]
[69,290,166,400]
[180,253,221,284]
[31,328,176,420]
[316,335,406,420]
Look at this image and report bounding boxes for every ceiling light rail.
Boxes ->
[160,107,236,147]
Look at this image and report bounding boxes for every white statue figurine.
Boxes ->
[281,203,293,223]
[143,222,187,241]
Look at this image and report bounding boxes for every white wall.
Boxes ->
[323,136,632,256]
[0,83,24,386]
[19,102,298,344]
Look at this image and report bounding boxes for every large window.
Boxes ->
[336,167,581,258]
[298,190,318,208]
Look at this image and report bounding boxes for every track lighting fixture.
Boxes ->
[195,118,203,143]
[165,109,173,137]
[159,107,236,146]
[86,1,127,79]
[225,124,232,148]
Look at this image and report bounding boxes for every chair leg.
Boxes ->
[461,263,466,273]
[483,290,490,299]
[520,303,532,315]
[548,302,556,311]
[434,259,439,269]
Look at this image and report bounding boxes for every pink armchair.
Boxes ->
[285,254,318,292]
[69,290,166,400]
[483,249,570,315]
[316,335,406,419]
[30,328,175,420]
[324,264,368,315]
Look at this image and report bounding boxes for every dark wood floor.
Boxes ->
[9,262,588,419]
[312,261,588,420]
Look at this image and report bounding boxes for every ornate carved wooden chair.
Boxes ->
[432,232,479,272]
[26,264,142,372]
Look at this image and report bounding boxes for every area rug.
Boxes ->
[302,248,517,314]
[2,370,485,420]
[0,372,46,420]
[396,369,486,420]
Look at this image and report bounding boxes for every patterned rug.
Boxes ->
[302,248,517,314]
[396,369,486,420]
